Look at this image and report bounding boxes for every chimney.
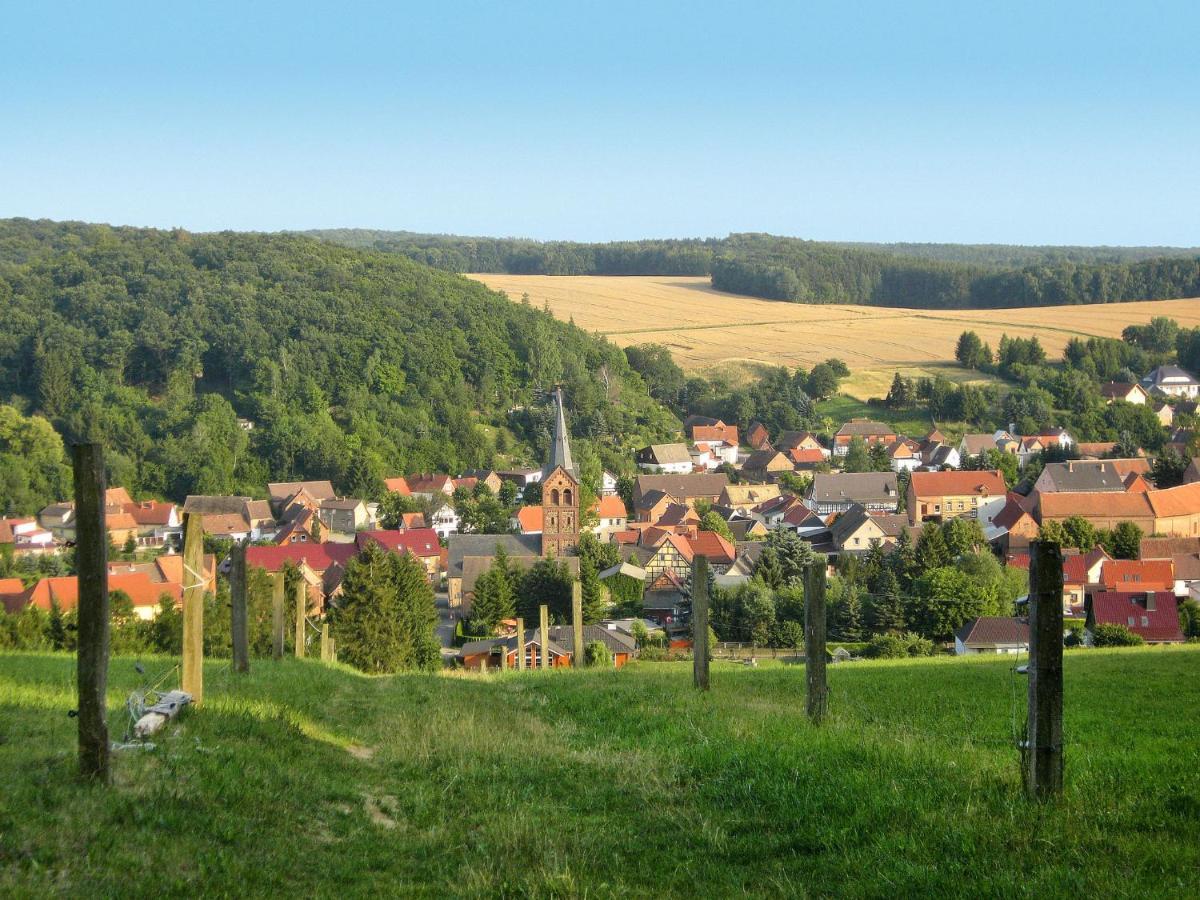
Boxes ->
[1145,593,1156,612]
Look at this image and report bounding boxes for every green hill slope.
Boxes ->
[0,219,675,512]
[2,649,1198,895]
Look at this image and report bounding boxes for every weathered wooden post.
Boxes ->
[294,579,306,658]
[500,642,509,671]
[515,616,526,671]
[692,556,710,691]
[72,443,110,782]
[272,573,285,661]
[229,538,249,674]
[572,580,585,668]
[321,622,332,662]
[181,512,204,706]
[804,558,828,724]
[539,604,550,670]
[1027,539,1064,799]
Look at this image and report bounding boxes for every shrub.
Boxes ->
[584,640,611,667]
[864,631,935,659]
[1091,623,1144,647]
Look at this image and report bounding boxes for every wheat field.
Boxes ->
[470,274,1200,398]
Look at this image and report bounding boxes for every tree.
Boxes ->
[914,522,950,573]
[842,436,871,473]
[584,640,612,667]
[1178,599,1200,639]
[579,558,606,624]
[331,542,440,673]
[1151,448,1190,488]
[868,569,907,634]
[805,363,841,400]
[955,330,987,369]
[1038,519,1067,545]
[1061,516,1097,553]
[698,510,734,542]
[466,556,515,637]
[834,585,864,641]
[1105,521,1143,560]
[516,557,574,624]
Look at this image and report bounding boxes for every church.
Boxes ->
[446,388,581,608]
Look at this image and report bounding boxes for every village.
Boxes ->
[3,360,1198,663]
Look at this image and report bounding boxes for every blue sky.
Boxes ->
[2,1,1197,244]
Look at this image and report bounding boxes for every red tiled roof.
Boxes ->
[123,500,177,526]
[1063,548,1109,585]
[23,572,183,613]
[355,529,441,558]
[909,470,1006,498]
[406,474,453,494]
[692,423,738,445]
[246,543,357,573]
[596,495,627,519]
[1146,482,1200,518]
[383,477,411,495]
[1100,559,1175,592]
[956,616,1029,646]
[515,506,543,532]
[788,448,826,464]
[688,531,736,564]
[1090,592,1184,642]
[400,512,426,529]
[0,578,26,614]
[1038,491,1155,521]
[612,530,640,545]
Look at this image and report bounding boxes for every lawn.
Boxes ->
[2,648,1199,896]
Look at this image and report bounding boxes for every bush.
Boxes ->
[864,632,936,659]
[1091,623,1144,647]
[584,640,612,667]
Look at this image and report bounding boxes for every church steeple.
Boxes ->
[543,387,576,481]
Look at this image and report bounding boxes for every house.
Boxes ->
[990,493,1040,552]
[954,617,1029,655]
[643,532,695,582]
[1015,436,1045,467]
[1036,427,1074,451]
[885,438,922,473]
[1100,382,1150,405]
[924,443,961,471]
[1085,591,1185,643]
[460,470,504,495]
[1033,458,1151,495]
[745,422,771,451]
[459,554,580,616]
[0,518,57,556]
[1073,442,1129,460]
[634,489,679,525]
[513,505,544,535]
[719,483,781,515]
[958,433,999,461]
[806,472,900,516]
[751,494,804,528]
[459,631,572,670]
[642,570,688,623]
[246,542,360,604]
[1036,490,1158,533]
[183,495,275,540]
[907,470,1007,525]
[355,529,442,582]
[318,498,370,539]
[0,578,26,614]
[830,505,909,554]
[1141,364,1200,399]
[37,503,75,541]
[108,553,218,595]
[832,420,897,456]
[383,476,410,496]
[788,448,827,470]
[740,449,794,481]
[445,534,541,607]
[594,495,628,539]
[21,572,185,620]
[688,531,737,574]
[1063,547,1111,610]
[726,517,769,541]
[1184,458,1200,486]
[1144,481,1200,537]
[636,443,694,474]
[547,624,637,666]
[404,474,456,500]
[1153,402,1175,427]
[655,502,700,531]
[775,431,826,456]
[430,502,460,539]
[1100,559,1175,594]
[267,480,336,515]
[633,473,728,508]
[1139,537,1200,596]
[687,418,738,447]
[601,470,619,496]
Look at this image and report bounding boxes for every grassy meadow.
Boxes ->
[469,274,1200,399]
[2,648,1199,896]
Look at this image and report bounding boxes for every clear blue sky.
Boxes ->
[2,1,1197,245]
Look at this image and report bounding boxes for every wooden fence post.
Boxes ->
[181,512,204,706]
[572,580,585,668]
[1027,539,1064,799]
[294,579,306,658]
[539,604,550,670]
[272,573,285,661]
[516,616,526,671]
[692,556,710,691]
[230,538,249,674]
[321,622,332,662]
[72,443,110,782]
[500,643,509,671]
[804,558,828,724]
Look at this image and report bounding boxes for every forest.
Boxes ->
[0,219,677,515]
[309,229,1200,309]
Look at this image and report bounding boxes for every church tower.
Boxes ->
[541,387,580,558]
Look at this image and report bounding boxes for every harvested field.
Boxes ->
[469,274,1200,398]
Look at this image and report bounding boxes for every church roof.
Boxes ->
[543,387,578,480]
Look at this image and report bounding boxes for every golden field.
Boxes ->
[469,274,1200,399]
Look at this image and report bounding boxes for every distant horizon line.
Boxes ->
[4,214,1199,252]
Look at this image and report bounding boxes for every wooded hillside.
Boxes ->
[311,229,1200,309]
[0,219,675,513]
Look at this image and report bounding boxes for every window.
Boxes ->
[551,489,560,505]
[1141,616,1149,627]
[1127,616,1135,626]
[564,488,573,506]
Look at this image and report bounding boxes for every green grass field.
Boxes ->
[3,649,1199,896]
